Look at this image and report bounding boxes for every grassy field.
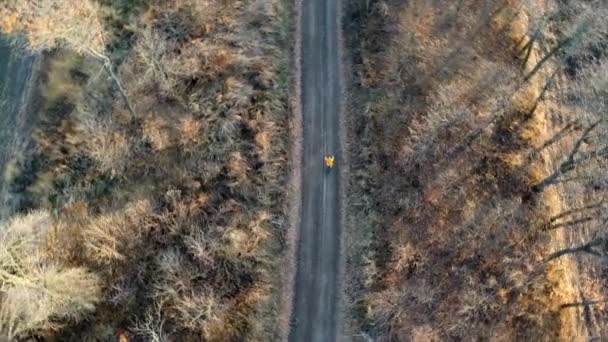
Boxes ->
[344,0,608,340]
[0,0,292,340]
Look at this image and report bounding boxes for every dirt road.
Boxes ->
[0,36,39,220]
[289,0,342,339]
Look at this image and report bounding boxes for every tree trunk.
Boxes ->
[550,200,604,222]
[103,61,136,117]
[524,19,591,82]
[524,36,572,82]
[532,120,601,192]
[560,298,608,309]
[520,31,539,68]
[86,48,137,117]
[526,68,558,117]
[546,237,605,261]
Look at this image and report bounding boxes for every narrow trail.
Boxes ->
[289,0,342,339]
[0,36,40,220]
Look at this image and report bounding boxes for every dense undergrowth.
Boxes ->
[345,0,608,340]
[0,0,291,340]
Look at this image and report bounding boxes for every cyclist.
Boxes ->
[324,155,335,168]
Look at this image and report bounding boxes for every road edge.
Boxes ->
[335,0,351,338]
[336,0,373,339]
[277,0,303,338]
[336,0,356,341]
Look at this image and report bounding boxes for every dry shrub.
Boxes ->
[144,188,275,340]
[0,211,101,340]
[411,325,440,342]
[28,171,61,206]
[224,211,271,258]
[0,0,107,54]
[142,116,171,151]
[77,118,131,175]
[178,116,202,147]
[90,130,130,175]
[255,125,272,161]
[228,152,249,182]
[83,213,128,263]
[42,51,84,104]
[82,200,154,264]
[132,26,175,96]
[152,248,232,340]
[130,303,169,342]
[391,243,422,273]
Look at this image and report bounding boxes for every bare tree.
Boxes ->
[533,53,608,193]
[524,24,586,81]
[522,2,608,81]
[0,211,101,340]
[532,119,602,192]
[131,302,170,342]
[560,298,608,310]
[546,234,608,261]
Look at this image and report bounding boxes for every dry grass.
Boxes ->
[0,0,107,54]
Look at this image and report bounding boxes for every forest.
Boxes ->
[0,0,291,340]
[2,0,608,341]
[344,0,608,340]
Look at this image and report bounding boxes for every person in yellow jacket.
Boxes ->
[324,155,335,168]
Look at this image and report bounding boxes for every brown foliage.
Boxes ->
[344,0,608,340]
[0,211,101,340]
[0,0,107,54]
[1,0,290,340]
